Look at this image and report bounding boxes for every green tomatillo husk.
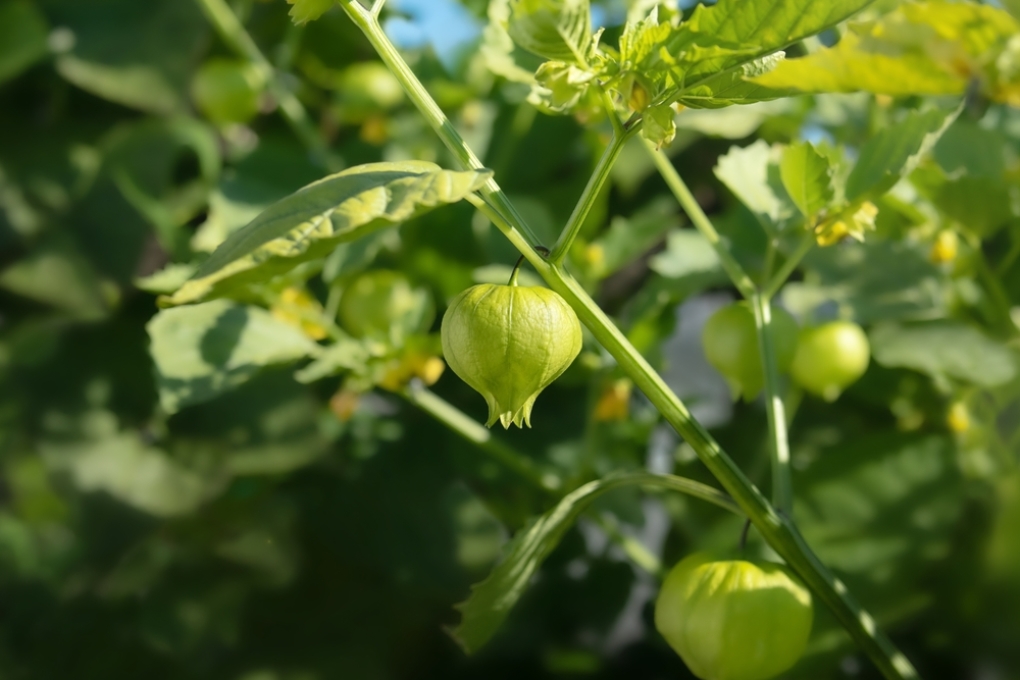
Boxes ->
[440,282,582,429]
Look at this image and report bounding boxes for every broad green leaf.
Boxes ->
[163,162,492,306]
[754,2,1019,99]
[508,0,592,63]
[659,0,877,100]
[674,53,793,109]
[714,140,797,231]
[782,240,945,324]
[0,1,50,85]
[794,433,963,650]
[649,229,721,279]
[870,322,1016,388]
[449,471,737,653]
[40,409,224,517]
[286,0,333,25]
[147,300,321,413]
[780,141,834,221]
[845,106,960,202]
[752,30,963,96]
[52,0,208,114]
[911,164,1016,238]
[0,235,114,321]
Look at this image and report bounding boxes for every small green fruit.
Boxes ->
[441,283,582,428]
[790,320,870,401]
[655,555,813,680]
[338,270,434,342]
[191,58,265,124]
[702,302,799,401]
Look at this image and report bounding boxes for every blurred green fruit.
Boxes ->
[655,554,813,680]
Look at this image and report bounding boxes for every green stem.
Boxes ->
[751,293,793,513]
[763,233,814,299]
[338,0,541,245]
[404,382,559,492]
[549,129,631,264]
[195,0,342,171]
[339,11,920,680]
[643,139,757,299]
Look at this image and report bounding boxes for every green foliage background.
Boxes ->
[1,0,1019,678]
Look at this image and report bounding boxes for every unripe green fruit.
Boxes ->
[655,555,813,680]
[441,283,582,429]
[790,321,870,401]
[191,59,265,124]
[338,270,434,341]
[702,302,799,401]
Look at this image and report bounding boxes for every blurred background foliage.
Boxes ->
[1,0,1019,678]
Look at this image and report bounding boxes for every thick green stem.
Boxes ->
[338,10,920,680]
[195,0,342,171]
[549,130,631,264]
[643,139,757,299]
[338,0,541,245]
[404,382,559,492]
[751,293,793,513]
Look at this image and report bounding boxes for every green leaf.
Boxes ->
[0,0,50,85]
[449,471,738,653]
[590,197,680,278]
[508,0,592,63]
[845,106,960,202]
[286,0,334,25]
[163,162,492,306]
[40,409,225,517]
[870,322,1016,388]
[0,235,114,321]
[714,140,797,232]
[294,337,373,384]
[753,1,1019,97]
[674,53,793,109]
[794,433,963,636]
[657,0,877,102]
[52,0,208,114]
[147,300,321,414]
[640,104,677,148]
[648,229,723,279]
[782,240,945,324]
[780,141,834,221]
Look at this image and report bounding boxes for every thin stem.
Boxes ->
[592,513,664,577]
[371,0,386,17]
[751,293,793,513]
[404,382,559,492]
[337,1,541,245]
[549,129,631,264]
[644,139,757,299]
[340,12,921,679]
[195,0,342,171]
[763,233,814,299]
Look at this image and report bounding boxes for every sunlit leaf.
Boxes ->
[508,0,592,63]
[780,141,834,221]
[163,162,492,306]
[871,322,1017,388]
[846,106,960,201]
[147,300,321,413]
